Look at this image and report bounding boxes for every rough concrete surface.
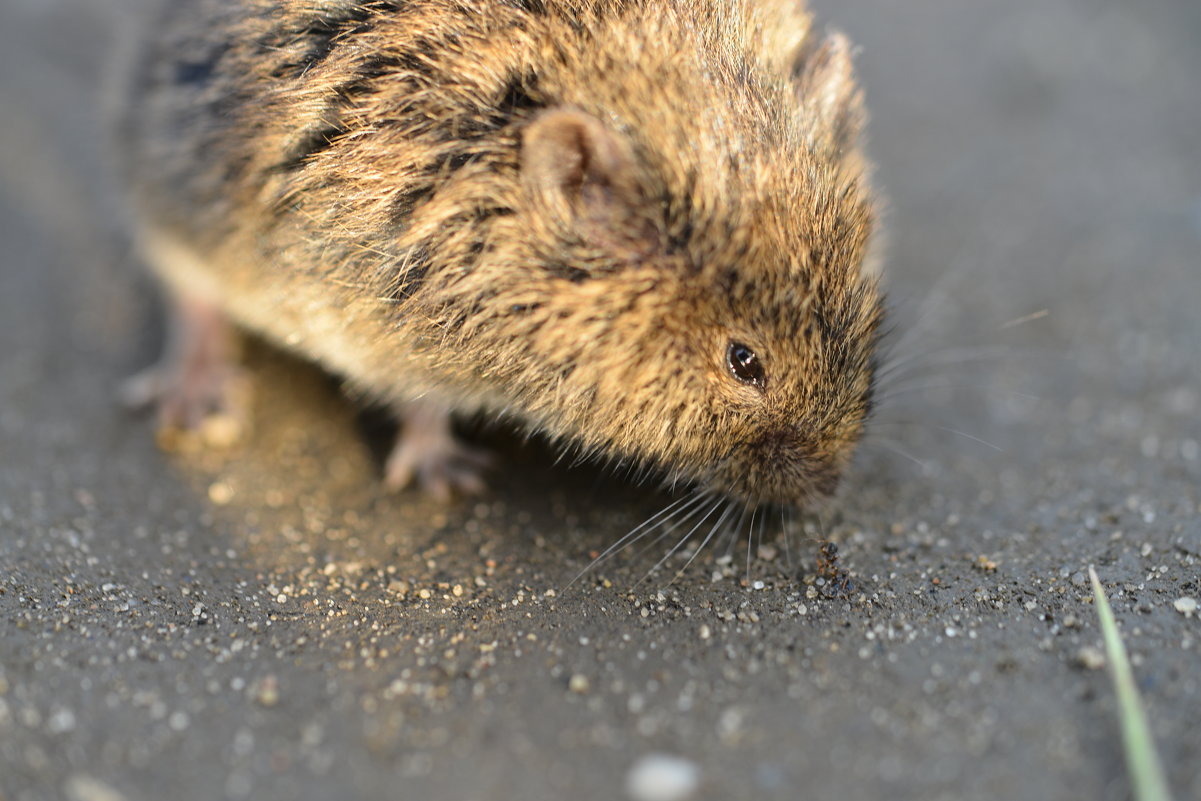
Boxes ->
[1,1,1198,800]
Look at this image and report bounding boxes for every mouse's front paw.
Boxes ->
[384,401,491,500]
[122,362,250,450]
[122,295,249,450]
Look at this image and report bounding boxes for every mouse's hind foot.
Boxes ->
[384,400,492,501]
[122,292,250,450]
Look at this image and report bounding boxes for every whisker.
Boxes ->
[756,506,766,560]
[781,506,794,573]
[858,431,917,451]
[749,505,760,558]
[739,505,758,586]
[876,344,1012,384]
[872,380,1040,405]
[565,492,703,588]
[625,494,722,567]
[871,421,1004,452]
[636,498,727,587]
[859,437,928,470]
[998,308,1049,329]
[662,500,742,589]
[931,425,1004,452]
[719,519,740,559]
[885,283,956,357]
[717,495,755,563]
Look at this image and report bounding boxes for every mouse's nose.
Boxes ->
[741,426,844,505]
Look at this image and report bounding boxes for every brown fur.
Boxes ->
[121,0,884,506]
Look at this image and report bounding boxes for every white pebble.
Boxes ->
[1174,597,1198,617]
[1077,646,1106,671]
[48,708,76,734]
[64,776,130,801]
[626,754,700,801]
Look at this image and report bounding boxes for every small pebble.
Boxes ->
[568,674,590,694]
[207,482,234,505]
[1076,647,1106,671]
[48,708,77,734]
[1174,597,1197,617]
[255,675,280,707]
[974,555,998,572]
[200,414,243,449]
[625,754,700,801]
[64,776,130,801]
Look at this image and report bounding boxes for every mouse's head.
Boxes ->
[433,25,882,508]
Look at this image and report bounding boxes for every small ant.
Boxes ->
[815,541,854,598]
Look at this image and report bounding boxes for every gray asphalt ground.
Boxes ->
[2,1,1199,800]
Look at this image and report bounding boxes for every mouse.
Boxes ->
[116,0,884,510]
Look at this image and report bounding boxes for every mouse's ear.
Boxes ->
[521,108,658,256]
[795,31,865,154]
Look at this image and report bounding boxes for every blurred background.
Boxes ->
[1,1,1198,800]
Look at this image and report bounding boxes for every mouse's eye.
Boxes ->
[726,342,766,388]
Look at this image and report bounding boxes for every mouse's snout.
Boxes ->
[714,423,849,507]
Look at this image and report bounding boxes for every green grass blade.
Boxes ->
[1088,565,1174,801]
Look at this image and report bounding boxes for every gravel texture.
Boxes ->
[1,1,1198,800]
